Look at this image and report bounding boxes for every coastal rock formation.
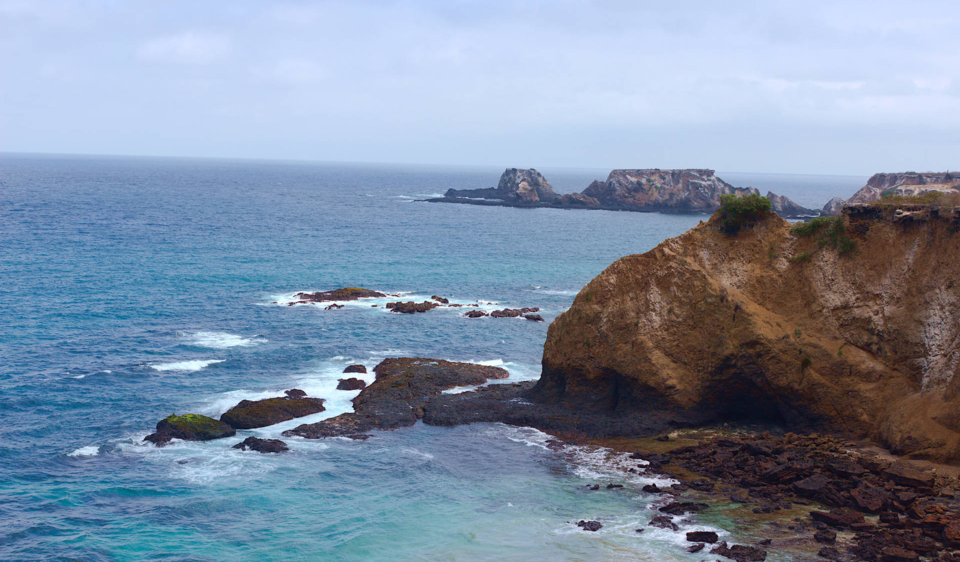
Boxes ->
[343,365,367,374]
[581,169,758,213]
[847,172,960,205]
[220,395,325,429]
[292,287,385,303]
[533,204,960,461]
[284,358,509,438]
[765,191,817,218]
[444,168,557,204]
[386,301,439,313]
[144,414,236,446]
[337,378,366,391]
[233,436,289,453]
[821,197,846,217]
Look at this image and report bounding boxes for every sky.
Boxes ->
[1,0,959,174]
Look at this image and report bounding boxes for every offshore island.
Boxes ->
[144,171,960,562]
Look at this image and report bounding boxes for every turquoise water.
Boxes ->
[0,155,864,560]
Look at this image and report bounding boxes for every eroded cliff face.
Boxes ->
[848,172,960,205]
[534,207,960,461]
[581,169,757,212]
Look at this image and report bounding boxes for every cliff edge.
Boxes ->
[533,203,960,461]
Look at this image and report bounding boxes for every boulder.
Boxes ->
[648,515,679,531]
[464,310,488,318]
[710,542,767,562]
[343,365,367,374]
[285,389,307,399]
[490,309,522,318]
[337,378,367,391]
[220,396,325,429]
[884,464,935,488]
[659,501,709,515]
[431,296,449,304]
[233,436,288,453]
[386,301,438,314]
[524,314,544,322]
[144,414,236,446]
[687,531,719,543]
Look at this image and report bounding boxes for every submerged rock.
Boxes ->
[336,378,366,391]
[648,515,679,531]
[144,414,236,446]
[284,358,509,439]
[220,395,325,429]
[233,436,288,454]
[577,520,602,532]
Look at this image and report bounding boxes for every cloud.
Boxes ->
[137,32,230,65]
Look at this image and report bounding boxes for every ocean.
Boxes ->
[0,154,866,561]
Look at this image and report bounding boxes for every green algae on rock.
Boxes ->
[220,396,325,429]
[144,413,236,446]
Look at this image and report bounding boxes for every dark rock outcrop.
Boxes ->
[532,205,960,461]
[292,287,385,303]
[144,414,236,446]
[220,396,325,429]
[343,365,367,374]
[464,310,488,318]
[577,520,602,531]
[386,301,438,314]
[285,388,307,399]
[233,436,289,453]
[284,358,509,439]
[337,378,367,391]
[687,531,719,543]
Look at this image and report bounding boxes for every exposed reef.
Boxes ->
[220,394,325,429]
[430,168,814,217]
[144,414,236,446]
[291,287,385,303]
[283,358,509,438]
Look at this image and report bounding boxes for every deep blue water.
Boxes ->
[0,154,865,561]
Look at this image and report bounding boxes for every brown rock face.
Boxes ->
[220,396,325,429]
[533,207,960,461]
[581,169,757,212]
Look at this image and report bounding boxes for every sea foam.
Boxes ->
[67,446,100,457]
[151,359,225,372]
[182,331,264,349]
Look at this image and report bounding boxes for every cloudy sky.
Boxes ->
[1,0,958,174]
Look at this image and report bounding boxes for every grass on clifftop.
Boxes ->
[717,194,772,235]
[870,190,960,209]
[790,216,856,256]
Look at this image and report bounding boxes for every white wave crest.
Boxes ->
[68,446,100,457]
[151,359,224,372]
[183,331,264,349]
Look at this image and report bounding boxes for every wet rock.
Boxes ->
[220,396,325,429]
[491,309,523,318]
[464,310,488,318]
[687,531,719,543]
[293,288,385,302]
[606,483,623,489]
[818,546,841,560]
[386,301,439,314]
[346,434,372,440]
[687,543,705,553]
[343,365,367,374]
[232,436,288,453]
[144,414,236,446]
[660,501,709,515]
[284,358,509,438]
[710,541,768,562]
[336,378,367,391]
[523,314,544,322]
[649,515,679,531]
[814,530,837,544]
[324,303,344,310]
[642,484,661,494]
[588,484,600,491]
[577,520,602,532]
[284,389,307,399]
[431,296,449,304]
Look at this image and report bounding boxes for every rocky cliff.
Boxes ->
[533,204,960,461]
[765,191,817,218]
[444,168,558,204]
[581,169,758,213]
[847,172,960,205]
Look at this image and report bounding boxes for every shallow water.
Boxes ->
[0,155,863,560]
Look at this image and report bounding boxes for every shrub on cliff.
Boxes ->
[791,216,856,256]
[717,194,772,234]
